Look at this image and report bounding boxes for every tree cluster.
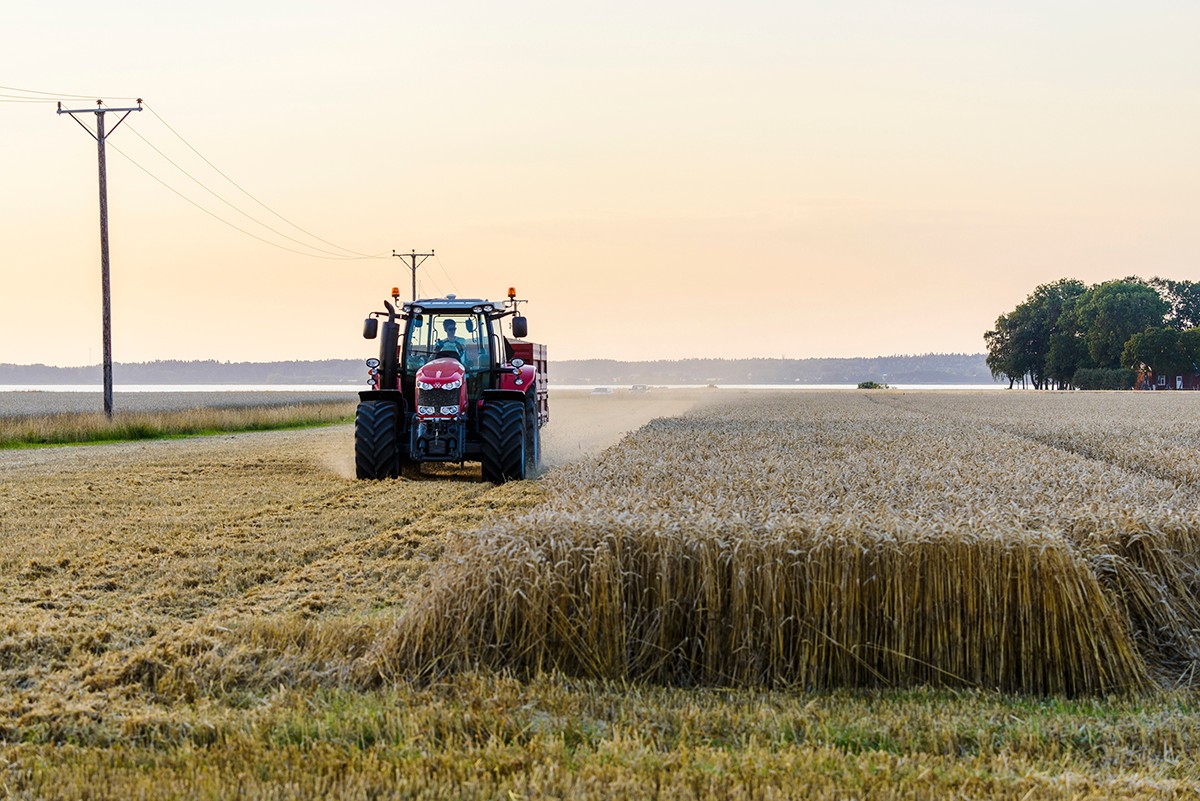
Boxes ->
[984,277,1200,389]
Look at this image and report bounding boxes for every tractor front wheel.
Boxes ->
[355,400,402,479]
[480,400,526,483]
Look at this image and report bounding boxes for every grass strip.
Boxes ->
[3,678,1198,799]
[0,401,357,448]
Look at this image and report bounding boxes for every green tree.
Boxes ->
[1150,277,1200,330]
[1046,327,1092,388]
[1122,327,1200,382]
[984,279,1087,389]
[985,311,1027,388]
[1042,281,1091,387]
[1074,279,1170,369]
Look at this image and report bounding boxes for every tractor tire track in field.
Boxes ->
[3,392,691,715]
[0,426,530,713]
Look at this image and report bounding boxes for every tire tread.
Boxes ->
[355,401,401,479]
[480,401,525,483]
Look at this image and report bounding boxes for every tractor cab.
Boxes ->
[356,290,548,483]
[404,311,483,371]
[399,303,495,405]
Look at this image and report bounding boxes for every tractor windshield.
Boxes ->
[404,312,490,375]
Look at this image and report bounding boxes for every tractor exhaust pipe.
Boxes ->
[379,301,400,392]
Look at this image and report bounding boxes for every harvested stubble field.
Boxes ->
[1,389,1198,799]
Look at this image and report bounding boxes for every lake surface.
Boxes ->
[0,383,1004,393]
[0,383,1006,418]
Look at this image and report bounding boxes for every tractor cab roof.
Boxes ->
[402,294,506,317]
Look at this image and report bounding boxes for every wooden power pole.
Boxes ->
[58,99,142,419]
[392,249,435,301]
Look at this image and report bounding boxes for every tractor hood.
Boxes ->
[415,357,465,387]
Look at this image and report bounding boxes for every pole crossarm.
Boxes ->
[57,105,144,113]
[57,100,143,139]
[392,249,435,302]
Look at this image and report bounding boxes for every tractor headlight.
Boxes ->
[440,405,460,415]
[511,358,524,368]
[483,304,494,312]
[442,379,462,390]
[412,305,425,314]
[417,405,435,416]
[471,305,483,313]
[365,358,380,368]
[416,381,434,390]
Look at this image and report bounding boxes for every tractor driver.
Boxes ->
[434,319,467,361]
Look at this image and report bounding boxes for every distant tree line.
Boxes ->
[984,277,1200,389]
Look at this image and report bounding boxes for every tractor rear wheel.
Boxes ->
[480,400,526,483]
[355,400,402,479]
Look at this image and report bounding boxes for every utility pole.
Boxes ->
[392,249,435,301]
[58,99,143,419]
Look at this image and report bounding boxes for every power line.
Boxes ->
[143,103,381,258]
[23,87,389,261]
[433,252,460,295]
[119,118,375,259]
[1,83,139,100]
[107,140,384,260]
[425,270,446,298]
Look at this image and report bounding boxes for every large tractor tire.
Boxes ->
[355,400,402,480]
[525,394,541,476]
[480,400,526,483]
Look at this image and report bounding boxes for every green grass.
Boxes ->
[0,401,356,448]
[3,676,1197,799]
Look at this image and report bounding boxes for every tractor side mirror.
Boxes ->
[512,316,528,338]
[465,319,475,333]
[363,318,379,339]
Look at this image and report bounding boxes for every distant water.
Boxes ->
[2,383,1005,393]
[553,384,1005,391]
[0,384,362,393]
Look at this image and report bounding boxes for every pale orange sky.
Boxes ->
[2,2,1198,366]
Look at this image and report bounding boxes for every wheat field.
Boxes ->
[2,390,1198,798]
[378,392,1200,696]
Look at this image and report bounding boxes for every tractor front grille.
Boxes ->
[416,387,460,416]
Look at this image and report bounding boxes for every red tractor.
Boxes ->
[356,287,548,482]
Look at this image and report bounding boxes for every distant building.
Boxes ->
[1135,370,1200,390]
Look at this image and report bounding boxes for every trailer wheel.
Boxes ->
[355,401,402,479]
[525,394,541,476]
[480,400,526,483]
